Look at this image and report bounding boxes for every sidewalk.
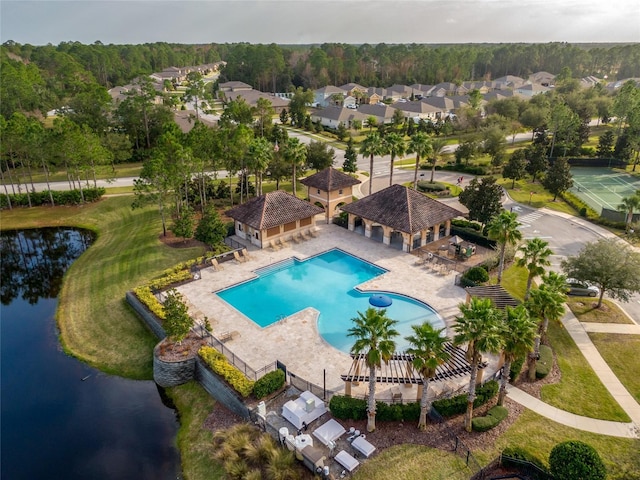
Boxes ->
[506,309,640,438]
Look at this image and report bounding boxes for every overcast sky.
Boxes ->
[1,0,639,45]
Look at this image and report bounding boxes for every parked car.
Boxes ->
[566,279,600,297]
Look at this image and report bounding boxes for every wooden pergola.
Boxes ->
[341,342,475,402]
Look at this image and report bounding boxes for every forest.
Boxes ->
[2,41,640,118]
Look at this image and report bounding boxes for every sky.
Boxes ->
[1,0,639,46]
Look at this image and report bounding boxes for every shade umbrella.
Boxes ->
[369,294,393,308]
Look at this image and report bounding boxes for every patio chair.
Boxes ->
[300,230,310,241]
[269,239,280,251]
[279,237,290,248]
[210,258,224,271]
[241,248,253,261]
[309,228,319,238]
[233,250,245,263]
[291,232,302,243]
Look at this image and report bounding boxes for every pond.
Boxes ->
[0,228,181,480]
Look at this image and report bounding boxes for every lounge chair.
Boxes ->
[300,230,310,241]
[335,450,359,472]
[278,237,290,248]
[210,258,223,271]
[241,248,252,261]
[291,232,301,243]
[269,239,280,251]
[309,227,319,238]
[233,250,245,263]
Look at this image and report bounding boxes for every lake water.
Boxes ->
[0,228,181,480]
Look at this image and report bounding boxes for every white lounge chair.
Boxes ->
[335,450,359,472]
[210,258,223,271]
[269,239,280,251]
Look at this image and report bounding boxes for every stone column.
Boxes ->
[364,220,373,238]
[444,219,452,236]
[348,214,356,231]
[382,226,393,245]
[433,223,441,241]
[420,229,427,247]
[345,382,352,397]
[402,232,412,252]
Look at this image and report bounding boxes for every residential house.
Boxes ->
[339,83,368,98]
[409,84,436,97]
[391,101,442,122]
[514,83,550,97]
[528,71,555,87]
[313,86,348,107]
[219,81,254,93]
[494,75,526,90]
[310,106,368,129]
[223,89,290,113]
[357,104,398,124]
[366,87,388,104]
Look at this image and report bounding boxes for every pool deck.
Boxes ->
[176,223,500,396]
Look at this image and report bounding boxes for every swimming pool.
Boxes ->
[216,249,444,353]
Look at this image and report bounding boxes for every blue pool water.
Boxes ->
[216,249,444,353]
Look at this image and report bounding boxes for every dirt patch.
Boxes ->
[158,230,208,250]
[156,333,206,362]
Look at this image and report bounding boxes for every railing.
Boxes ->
[224,236,245,251]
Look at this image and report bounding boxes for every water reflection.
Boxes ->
[1,228,181,480]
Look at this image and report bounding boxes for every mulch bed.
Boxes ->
[156,333,206,362]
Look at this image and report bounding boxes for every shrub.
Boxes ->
[462,266,489,286]
[329,395,367,421]
[253,369,285,399]
[451,219,482,231]
[417,181,447,192]
[549,441,606,480]
[432,380,499,417]
[510,355,526,382]
[502,446,548,473]
[472,405,508,431]
[536,345,553,379]
[199,346,255,397]
[0,187,106,209]
[375,402,404,421]
[450,226,496,249]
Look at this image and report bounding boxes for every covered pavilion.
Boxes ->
[340,184,464,252]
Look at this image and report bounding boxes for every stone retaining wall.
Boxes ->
[153,343,197,387]
[195,359,250,420]
[126,291,166,339]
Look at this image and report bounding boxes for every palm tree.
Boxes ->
[453,297,504,432]
[348,307,399,432]
[517,237,553,300]
[282,137,307,196]
[497,305,537,405]
[618,191,640,232]
[246,136,273,196]
[359,132,386,196]
[407,132,432,190]
[525,276,566,381]
[405,322,450,430]
[487,211,523,284]
[428,137,447,183]
[383,132,406,186]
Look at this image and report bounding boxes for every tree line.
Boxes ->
[2,41,640,119]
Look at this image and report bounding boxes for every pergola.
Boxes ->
[341,184,463,252]
[465,284,520,310]
[340,343,475,402]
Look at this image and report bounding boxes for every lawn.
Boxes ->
[589,333,640,404]
[355,444,472,480]
[541,319,630,422]
[480,409,640,479]
[1,196,204,378]
[567,297,635,324]
[498,178,578,215]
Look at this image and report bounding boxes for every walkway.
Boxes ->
[506,308,640,439]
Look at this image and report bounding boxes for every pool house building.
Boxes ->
[226,190,324,249]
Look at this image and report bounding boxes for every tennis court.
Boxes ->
[569,167,640,215]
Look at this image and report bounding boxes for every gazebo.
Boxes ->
[225,190,324,249]
[340,184,464,252]
[300,167,361,224]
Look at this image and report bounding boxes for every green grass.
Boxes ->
[541,319,630,422]
[567,297,634,324]
[1,196,205,378]
[480,409,640,479]
[354,444,472,480]
[491,264,528,301]
[498,178,578,215]
[167,382,225,479]
[589,333,640,404]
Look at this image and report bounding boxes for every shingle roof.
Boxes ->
[300,167,361,191]
[225,191,324,230]
[465,285,520,310]
[310,106,368,123]
[341,184,463,234]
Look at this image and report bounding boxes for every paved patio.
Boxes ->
[176,222,499,396]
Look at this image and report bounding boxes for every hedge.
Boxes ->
[472,405,508,431]
[451,219,482,232]
[328,395,421,422]
[461,266,489,287]
[510,355,526,382]
[432,380,499,418]
[199,346,255,397]
[0,187,105,209]
[253,369,286,399]
[437,163,489,175]
[536,345,553,379]
[450,226,497,250]
[417,181,448,192]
